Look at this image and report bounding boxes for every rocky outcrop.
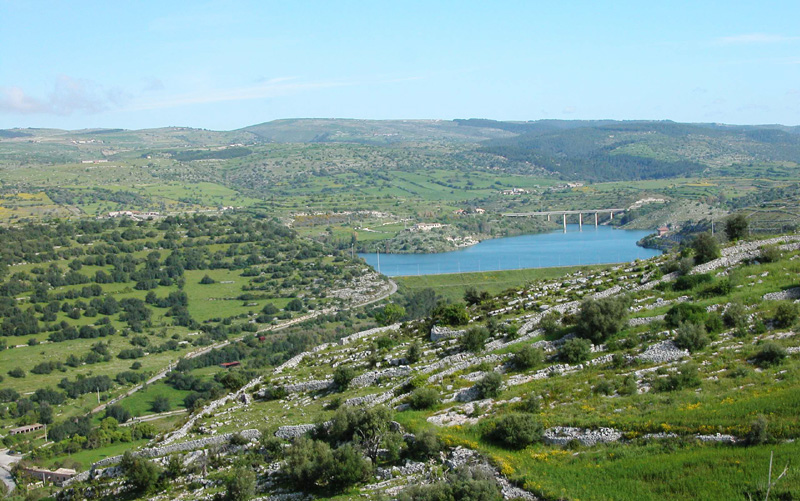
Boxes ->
[430,325,466,342]
[636,340,688,364]
[275,424,317,440]
[543,427,623,447]
[763,287,800,301]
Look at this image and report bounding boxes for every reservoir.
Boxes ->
[359,225,661,276]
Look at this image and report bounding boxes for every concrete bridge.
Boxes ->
[502,209,626,230]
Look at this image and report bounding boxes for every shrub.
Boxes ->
[593,379,615,396]
[333,366,356,390]
[375,303,405,326]
[704,312,724,334]
[435,303,469,326]
[151,395,171,413]
[512,345,544,370]
[558,338,591,364]
[229,432,249,446]
[774,302,799,328]
[673,322,710,353]
[575,296,631,343]
[199,274,215,285]
[398,466,502,501]
[723,302,748,329]
[7,368,25,378]
[474,372,502,399]
[674,273,713,291]
[538,311,560,335]
[460,326,489,353]
[121,451,163,494]
[745,415,771,445]
[752,342,787,368]
[407,428,441,459]
[760,245,782,263]
[409,387,440,410]
[484,413,543,449]
[618,375,638,396]
[405,342,422,363]
[665,302,707,328]
[516,393,540,413]
[105,404,132,423]
[692,233,720,265]
[725,214,749,241]
[652,364,701,392]
[328,443,373,491]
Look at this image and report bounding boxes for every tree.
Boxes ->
[512,345,544,370]
[225,467,256,501]
[434,302,469,326]
[484,413,543,449]
[333,366,356,390]
[460,326,489,353]
[121,451,163,494]
[328,443,372,491]
[409,387,440,410]
[286,298,304,311]
[105,404,132,423]
[199,274,216,285]
[575,296,631,343]
[474,372,502,399]
[558,338,591,363]
[692,232,720,265]
[753,342,787,368]
[673,322,710,353]
[774,302,799,328]
[725,214,749,241]
[375,303,405,326]
[464,287,489,306]
[405,342,422,364]
[151,395,171,413]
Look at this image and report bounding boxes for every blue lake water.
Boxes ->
[359,225,661,276]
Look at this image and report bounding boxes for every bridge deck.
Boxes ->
[503,209,626,216]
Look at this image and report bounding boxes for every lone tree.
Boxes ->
[575,295,631,344]
[724,214,749,241]
[375,303,405,326]
[692,232,720,265]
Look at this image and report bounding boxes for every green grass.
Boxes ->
[395,265,606,303]
[116,381,190,417]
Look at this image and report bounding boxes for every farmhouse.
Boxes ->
[10,423,44,435]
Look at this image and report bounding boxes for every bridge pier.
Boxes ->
[610,211,613,220]
[563,213,566,232]
[595,212,598,227]
[547,214,550,221]
[579,213,582,230]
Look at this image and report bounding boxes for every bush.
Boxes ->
[435,303,469,326]
[674,273,713,291]
[398,466,502,501]
[652,364,701,392]
[692,233,720,265]
[460,326,489,353]
[375,303,405,326]
[617,375,638,396]
[105,404,132,423]
[405,342,422,364]
[151,395,171,413]
[512,345,543,370]
[575,296,631,343]
[725,214,749,241]
[752,342,787,368]
[121,451,163,494]
[333,366,356,390]
[665,303,707,328]
[409,387,440,410]
[673,322,710,353]
[407,428,441,459]
[760,245,782,263]
[745,415,771,445]
[284,437,371,493]
[558,338,591,364]
[774,302,799,328]
[516,393,540,413]
[484,413,543,449]
[7,368,25,378]
[538,311,560,336]
[229,432,249,446]
[199,274,215,285]
[225,467,255,501]
[593,379,615,396]
[474,372,502,399]
[723,302,748,329]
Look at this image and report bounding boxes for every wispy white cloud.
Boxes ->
[0,76,126,116]
[714,33,800,45]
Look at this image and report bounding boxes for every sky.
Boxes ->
[1,0,799,130]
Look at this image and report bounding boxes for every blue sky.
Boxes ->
[1,0,798,130]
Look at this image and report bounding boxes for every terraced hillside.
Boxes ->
[49,233,800,500]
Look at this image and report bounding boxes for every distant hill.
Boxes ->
[239,118,515,143]
[476,120,800,180]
